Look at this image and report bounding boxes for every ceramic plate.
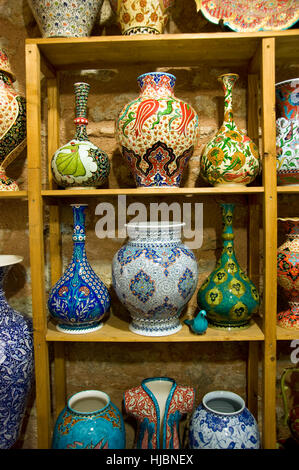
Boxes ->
[200,0,299,32]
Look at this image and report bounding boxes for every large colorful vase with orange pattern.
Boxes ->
[277,218,299,330]
[200,73,260,187]
[0,49,26,191]
[52,390,126,449]
[115,72,199,187]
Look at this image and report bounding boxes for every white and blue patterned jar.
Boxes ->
[0,255,34,448]
[112,222,198,336]
[52,390,126,449]
[48,204,111,334]
[189,390,260,449]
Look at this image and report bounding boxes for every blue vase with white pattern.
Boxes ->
[189,390,260,449]
[112,222,198,336]
[0,255,34,448]
[48,204,111,334]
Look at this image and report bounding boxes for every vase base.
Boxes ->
[68,186,97,190]
[213,183,247,188]
[129,321,182,337]
[208,320,252,331]
[56,322,104,334]
[277,310,299,330]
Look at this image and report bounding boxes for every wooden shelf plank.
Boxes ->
[46,316,264,343]
[26,30,299,70]
[277,325,299,341]
[0,190,27,198]
[41,187,264,198]
[277,186,299,193]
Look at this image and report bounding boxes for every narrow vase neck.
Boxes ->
[137,73,175,98]
[0,71,13,87]
[72,204,87,242]
[219,74,238,123]
[74,82,90,141]
[221,203,235,248]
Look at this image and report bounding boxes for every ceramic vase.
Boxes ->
[277,218,299,330]
[281,367,299,444]
[200,73,260,187]
[48,204,111,334]
[124,377,195,449]
[0,49,26,191]
[112,221,198,336]
[197,203,260,329]
[51,82,110,189]
[189,390,260,449]
[28,0,104,37]
[0,255,34,449]
[115,72,199,187]
[275,78,299,186]
[110,0,174,35]
[52,389,126,449]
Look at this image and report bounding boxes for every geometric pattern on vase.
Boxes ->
[48,204,111,334]
[116,72,199,187]
[197,203,260,329]
[0,49,26,191]
[200,73,260,187]
[51,82,110,189]
[275,78,299,186]
[0,255,34,449]
[112,222,198,336]
[277,217,299,330]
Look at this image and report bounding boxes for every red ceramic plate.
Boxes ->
[200,0,299,32]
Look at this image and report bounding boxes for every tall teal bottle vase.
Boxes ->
[197,203,260,329]
[48,204,111,334]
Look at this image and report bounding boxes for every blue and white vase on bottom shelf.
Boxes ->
[0,255,34,448]
[189,390,260,449]
[112,221,198,336]
[48,204,111,334]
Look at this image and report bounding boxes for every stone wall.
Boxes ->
[0,0,298,449]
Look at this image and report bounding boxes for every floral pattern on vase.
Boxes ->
[52,390,126,449]
[0,255,34,449]
[109,0,174,35]
[28,0,104,37]
[277,218,299,330]
[112,222,198,336]
[189,390,260,449]
[197,203,260,329]
[51,82,110,189]
[116,72,199,187]
[48,204,111,334]
[0,49,26,191]
[200,73,260,187]
[124,377,195,449]
[276,78,299,186]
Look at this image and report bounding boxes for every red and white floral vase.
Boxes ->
[115,72,199,187]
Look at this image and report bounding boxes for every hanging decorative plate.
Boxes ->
[197,0,299,32]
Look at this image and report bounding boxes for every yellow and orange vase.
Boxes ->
[200,73,260,187]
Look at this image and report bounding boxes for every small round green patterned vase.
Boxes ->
[197,203,260,329]
[51,82,110,189]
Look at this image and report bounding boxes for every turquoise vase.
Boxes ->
[197,203,260,329]
[52,390,126,449]
[48,204,111,334]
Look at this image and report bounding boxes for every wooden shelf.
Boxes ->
[46,315,264,343]
[26,30,299,71]
[0,191,27,199]
[41,187,264,198]
[277,325,299,341]
[277,186,299,193]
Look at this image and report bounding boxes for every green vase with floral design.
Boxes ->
[200,73,260,187]
[51,82,110,189]
[197,203,260,329]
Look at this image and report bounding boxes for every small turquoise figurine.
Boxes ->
[184,310,208,335]
[48,204,111,334]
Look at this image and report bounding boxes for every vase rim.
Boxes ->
[278,217,299,222]
[67,390,110,415]
[0,254,23,268]
[275,78,299,87]
[125,221,185,229]
[137,72,176,81]
[74,82,90,87]
[70,203,88,207]
[203,390,245,416]
[218,73,239,79]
